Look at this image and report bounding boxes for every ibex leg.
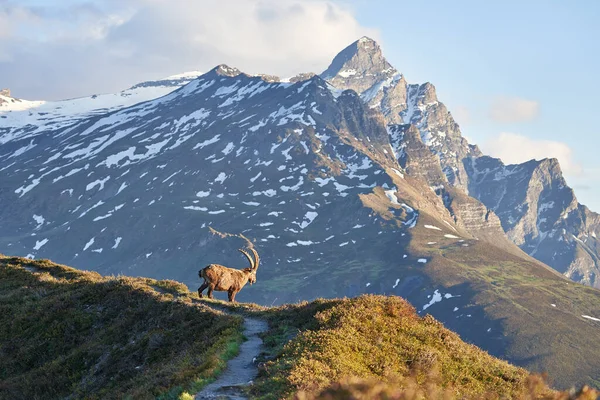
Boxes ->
[198,281,208,298]
[228,288,236,302]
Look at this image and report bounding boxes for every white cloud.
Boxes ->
[483,132,582,176]
[0,0,378,100]
[489,96,539,123]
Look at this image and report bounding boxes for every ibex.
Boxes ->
[198,248,259,302]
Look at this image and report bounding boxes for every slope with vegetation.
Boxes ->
[0,255,243,399]
[230,297,592,400]
[248,296,532,399]
[1,256,598,400]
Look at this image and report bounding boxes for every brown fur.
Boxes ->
[198,248,259,302]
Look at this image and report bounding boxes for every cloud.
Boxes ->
[483,132,582,176]
[0,0,378,100]
[489,96,539,123]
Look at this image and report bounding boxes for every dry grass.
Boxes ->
[247,296,556,399]
[0,256,244,400]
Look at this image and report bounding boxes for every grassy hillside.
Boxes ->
[1,256,598,400]
[234,297,538,399]
[0,256,244,399]
[407,227,600,390]
[220,297,598,400]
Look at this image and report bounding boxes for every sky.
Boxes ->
[1,0,599,209]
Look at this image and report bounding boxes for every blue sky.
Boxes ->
[1,0,599,209]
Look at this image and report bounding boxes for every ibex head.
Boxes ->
[239,248,260,285]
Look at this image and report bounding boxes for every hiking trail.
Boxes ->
[193,302,268,400]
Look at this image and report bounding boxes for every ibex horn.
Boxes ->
[238,248,254,269]
[250,248,259,270]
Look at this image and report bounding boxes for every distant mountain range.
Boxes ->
[1,37,600,389]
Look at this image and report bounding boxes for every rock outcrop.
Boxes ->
[0,88,10,106]
[321,37,397,94]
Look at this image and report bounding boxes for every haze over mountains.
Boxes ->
[1,37,600,388]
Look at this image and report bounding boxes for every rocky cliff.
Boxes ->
[466,156,600,287]
[323,37,600,288]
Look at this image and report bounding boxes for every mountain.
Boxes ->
[0,71,202,145]
[322,37,600,289]
[1,39,600,389]
[321,37,480,193]
[466,156,600,288]
[0,88,11,105]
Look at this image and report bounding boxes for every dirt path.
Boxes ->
[194,306,268,400]
[147,287,269,399]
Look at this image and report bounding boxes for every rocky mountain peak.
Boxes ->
[415,82,438,105]
[537,157,561,171]
[254,74,281,83]
[0,88,13,106]
[213,64,243,77]
[288,72,317,83]
[321,37,396,93]
[210,65,289,83]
